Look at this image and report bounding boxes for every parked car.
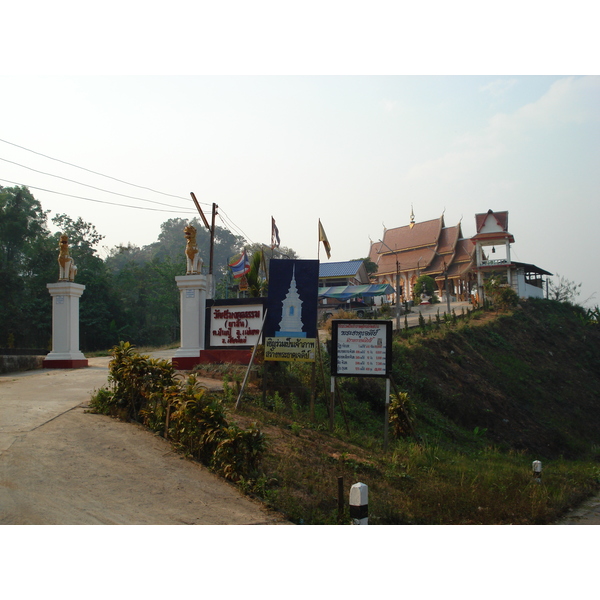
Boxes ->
[319,300,376,320]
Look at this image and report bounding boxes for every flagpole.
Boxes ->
[318,224,320,261]
[317,220,321,261]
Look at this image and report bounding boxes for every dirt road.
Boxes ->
[0,355,287,525]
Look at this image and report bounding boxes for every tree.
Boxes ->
[145,218,246,284]
[353,257,378,276]
[50,213,123,350]
[548,274,583,304]
[244,242,298,276]
[0,186,54,348]
[413,275,436,303]
[245,250,267,298]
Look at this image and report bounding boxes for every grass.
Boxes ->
[222,384,600,524]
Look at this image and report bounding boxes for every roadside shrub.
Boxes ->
[389,391,415,438]
[89,341,266,482]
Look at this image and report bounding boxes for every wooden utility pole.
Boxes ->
[190,193,218,297]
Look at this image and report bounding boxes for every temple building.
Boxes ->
[367,209,551,304]
[368,210,475,304]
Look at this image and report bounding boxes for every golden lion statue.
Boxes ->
[58,234,77,281]
[184,225,202,275]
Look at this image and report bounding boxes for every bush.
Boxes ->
[89,341,266,481]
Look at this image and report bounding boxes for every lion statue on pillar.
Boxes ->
[184,225,203,275]
[58,234,77,281]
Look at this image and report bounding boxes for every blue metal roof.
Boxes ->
[318,284,395,299]
[319,260,364,278]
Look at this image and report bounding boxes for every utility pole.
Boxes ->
[443,260,451,314]
[190,193,217,298]
[379,239,401,331]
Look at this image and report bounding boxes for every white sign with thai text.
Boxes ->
[209,304,264,347]
[334,321,390,376]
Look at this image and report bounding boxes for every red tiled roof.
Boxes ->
[369,216,477,283]
[380,216,444,252]
[471,231,515,243]
[454,238,476,262]
[435,260,473,280]
[373,247,437,276]
[437,224,461,254]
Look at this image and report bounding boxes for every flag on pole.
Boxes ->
[318,219,331,259]
[271,216,280,249]
[229,250,251,279]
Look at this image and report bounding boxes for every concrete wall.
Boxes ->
[0,355,45,374]
[515,272,545,299]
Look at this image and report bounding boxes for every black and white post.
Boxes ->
[349,482,368,525]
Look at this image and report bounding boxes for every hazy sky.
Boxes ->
[2,75,598,303]
[2,3,599,304]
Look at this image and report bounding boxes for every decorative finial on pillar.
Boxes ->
[58,234,77,281]
[184,224,203,275]
[409,205,415,229]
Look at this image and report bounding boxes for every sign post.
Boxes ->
[331,319,393,443]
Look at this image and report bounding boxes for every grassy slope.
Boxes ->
[222,299,600,524]
[392,299,600,459]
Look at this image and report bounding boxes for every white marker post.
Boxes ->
[349,482,369,525]
[532,460,542,483]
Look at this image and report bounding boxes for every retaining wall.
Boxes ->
[0,355,46,374]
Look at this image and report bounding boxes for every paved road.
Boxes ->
[556,495,600,525]
[0,353,287,525]
[390,300,473,329]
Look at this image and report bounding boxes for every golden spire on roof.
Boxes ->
[409,205,415,229]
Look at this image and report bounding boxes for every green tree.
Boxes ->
[245,249,267,298]
[352,257,378,276]
[50,213,123,350]
[0,186,54,348]
[413,275,436,303]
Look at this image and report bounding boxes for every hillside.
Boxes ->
[391,299,600,459]
[222,298,600,524]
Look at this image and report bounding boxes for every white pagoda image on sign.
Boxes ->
[276,265,306,337]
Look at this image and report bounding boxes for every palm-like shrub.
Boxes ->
[90,343,266,481]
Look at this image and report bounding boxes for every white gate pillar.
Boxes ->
[43,282,88,369]
[172,273,208,370]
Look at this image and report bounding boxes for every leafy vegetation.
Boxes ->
[0,186,269,351]
[413,274,438,303]
[89,342,266,482]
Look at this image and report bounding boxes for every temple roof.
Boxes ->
[475,209,509,233]
[380,216,444,252]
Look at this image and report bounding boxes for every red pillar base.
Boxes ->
[42,359,89,369]
[198,349,253,365]
[172,349,253,370]
[171,355,202,370]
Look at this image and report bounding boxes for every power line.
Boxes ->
[0,138,258,245]
[0,137,211,205]
[0,178,197,214]
[0,156,193,211]
[217,209,254,244]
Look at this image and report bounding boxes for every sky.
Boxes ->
[2,75,598,304]
[1,3,599,308]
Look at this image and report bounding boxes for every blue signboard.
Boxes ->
[264,259,319,361]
